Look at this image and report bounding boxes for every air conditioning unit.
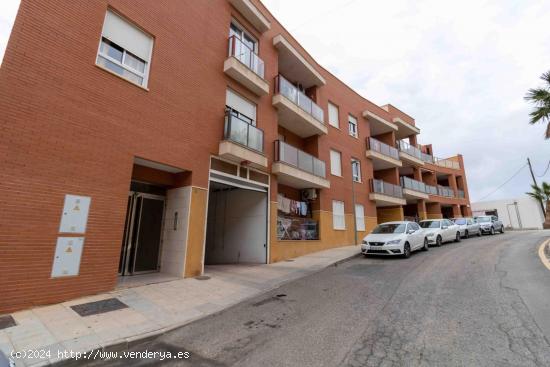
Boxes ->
[301,188,317,201]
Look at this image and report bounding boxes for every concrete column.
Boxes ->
[452,204,461,218]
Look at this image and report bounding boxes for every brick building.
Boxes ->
[0,0,472,313]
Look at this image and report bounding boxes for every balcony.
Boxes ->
[272,75,327,137]
[420,152,434,164]
[434,157,461,170]
[369,179,407,207]
[224,36,269,96]
[228,0,271,33]
[398,140,424,166]
[273,34,325,88]
[272,140,330,189]
[393,117,420,139]
[218,110,267,169]
[458,189,465,198]
[366,137,402,170]
[425,184,438,195]
[400,176,429,200]
[363,110,398,135]
[437,185,455,198]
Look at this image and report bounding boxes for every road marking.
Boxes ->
[538,239,550,271]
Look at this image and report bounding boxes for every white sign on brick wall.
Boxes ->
[59,194,91,233]
[51,237,84,277]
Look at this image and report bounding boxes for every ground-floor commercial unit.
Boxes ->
[0,0,472,313]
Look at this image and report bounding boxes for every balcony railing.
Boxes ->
[371,179,403,198]
[367,137,399,160]
[425,184,438,195]
[421,152,434,163]
[224,109,264,153]
[274,74,324,123]
[458,189,465,198]
[398,140,422,160]
[228,35,265,78]
[275,140,326,178]
[400,176,426,193]
[437,185,455,198]
[434,157,460,170]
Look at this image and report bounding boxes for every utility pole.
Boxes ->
[527,158,546,216]
[351,162,358,246]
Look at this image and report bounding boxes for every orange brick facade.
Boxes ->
[0,0,472,313]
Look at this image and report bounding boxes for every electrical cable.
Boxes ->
[535,160,550,177]
[476,164,528,202]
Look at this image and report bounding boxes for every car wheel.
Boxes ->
[490,227,495,235]
[402,243,411,258]
[422,237,429,251]
[436,235,442,247]
[500,226,505,234]
[465,230,469,238]
[477,230,482,237]
[455,232,461,242]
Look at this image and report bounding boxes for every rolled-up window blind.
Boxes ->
[102,10,152,61]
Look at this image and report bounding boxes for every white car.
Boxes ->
[361,221,428,258]
[452,217,481,238]
[419,219,461,246]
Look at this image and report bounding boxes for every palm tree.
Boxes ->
[527,182,550,229]
[525,71,550,139]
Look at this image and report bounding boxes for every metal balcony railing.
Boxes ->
[398,140,422,160]
[371,179,403,198]
[367,137,399,160]
[437,185,455,198]
[458,189,465,198]
[228,35,265,78]
[224,109,264,153]
[434,157,460,170]
[275,140,326,178]
[421,152,434,163]
[400,176,426,193]
[274,74,324,123]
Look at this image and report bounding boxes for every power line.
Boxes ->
[476,164,528,202]
[535,160,550,177]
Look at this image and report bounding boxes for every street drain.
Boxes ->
[71,298,128,317]
[195,275,211,280]
[276,294,287,298]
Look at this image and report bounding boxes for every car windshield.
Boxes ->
[476,217,491,223]
[420,221,440,229]
[454,219,467,225]
[372,224,406,234]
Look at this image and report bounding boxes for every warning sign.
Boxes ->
[59,194,91,234]
[51,237,84,278]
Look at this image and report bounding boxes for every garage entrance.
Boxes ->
[205,160,269,265]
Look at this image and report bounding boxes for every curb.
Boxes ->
[538,238,550,271]
[47,248,361,366]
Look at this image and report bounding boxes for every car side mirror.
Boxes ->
[407,229,415,234]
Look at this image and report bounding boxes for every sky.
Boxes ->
[1,0,550,202]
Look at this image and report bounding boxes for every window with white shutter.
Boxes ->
[330,150,342,176]
[333,200,346,230]
[328,102,339,128]
[348,114,358,138]
[355,204,365,231]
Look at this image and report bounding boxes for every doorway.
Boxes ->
[205,181,268,265]
[119,185,166,275]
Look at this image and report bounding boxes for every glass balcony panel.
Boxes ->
[224,111,264,153]
[275,75,324,123]
[228,36,265,78]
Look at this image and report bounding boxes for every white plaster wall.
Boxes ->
[471,195,545,229]
[205,188,267,264]
[160,186,191,277]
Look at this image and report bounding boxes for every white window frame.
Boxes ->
[230,20,258,54]
[96,11,153,88]
[355,204,366,231]
[330,150,342,177]
[328,102,339,129]
[351,158,361,182]
[348,114,358,138]
[333,200,346,230]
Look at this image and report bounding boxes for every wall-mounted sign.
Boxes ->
[59,195,91,233]
[51,237,84,277]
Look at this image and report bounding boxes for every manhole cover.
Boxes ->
[195,275,211,280]
[71,298,128,317]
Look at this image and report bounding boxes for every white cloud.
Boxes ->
[0,0,549,201]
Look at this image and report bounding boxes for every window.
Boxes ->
[328,102,339,128]
[229,22,258,53]
[330,150,342,176]
[348,115,358,138]
[410,223,420,231]
[351,158,361,182]
[355,204,365,231]
[97,10,153,87]
[333,200,345,230]
[226,89,256,125]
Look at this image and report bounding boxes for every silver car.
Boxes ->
[452,217,481,238]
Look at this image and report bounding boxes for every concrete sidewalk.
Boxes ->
[1,245,360,366]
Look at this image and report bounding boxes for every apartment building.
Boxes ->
[0,0,472,313]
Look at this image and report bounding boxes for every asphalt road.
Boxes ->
[90,231,550,367]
